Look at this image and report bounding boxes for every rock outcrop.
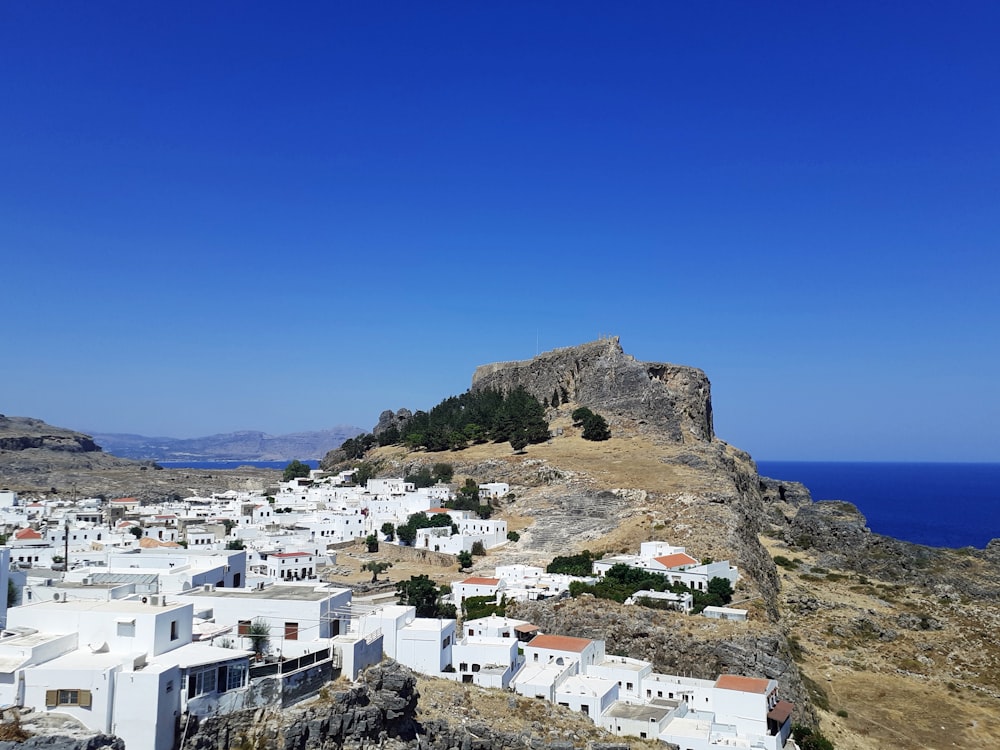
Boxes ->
[471,337,714,442]
[0,416,102,453]
[182,662,643,750]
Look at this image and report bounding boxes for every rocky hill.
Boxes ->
[0,416,103,453]
[471,337,714,442]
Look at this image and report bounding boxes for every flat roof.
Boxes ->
[461,577,500,586]
[16,599,187,614]
[183,585,348,602]
[604,700,675,721]
[660,715,712,740]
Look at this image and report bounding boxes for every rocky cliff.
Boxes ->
[0,416,102,453]
[470,337,714,442]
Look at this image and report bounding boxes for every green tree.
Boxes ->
[365,534,379,553]
[282,460,312,481]
[509,430,529,453]
[381,522,396,541]
[225,539,245,550]
[432,463,454,483]
[405,466,435,488]
[353,460,381,487]
[129,526,143,539]
[571,406,594,424]
[362,560,392,582]
[471,541,486,556]
[396,575,447,617]
[707,576,734,604]
[377,426,400,446]
[581,412,611,441]
[507,531,520,542]
[457,550,473,570]
[247,618,270,659]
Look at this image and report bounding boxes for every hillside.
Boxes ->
[331,338,1000,749]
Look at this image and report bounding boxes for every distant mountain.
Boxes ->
[89,426,364,462]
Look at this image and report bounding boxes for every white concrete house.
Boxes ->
[5,598,252,750]
[450,636,520,688]
[265,551,317,582]
[555,674,619,719]
[452,576,504,605]
[176,581,352,646]
[523,634,604,673]
[587,654,653,702]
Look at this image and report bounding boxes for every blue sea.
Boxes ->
[756,462,1000,550]
[156,459,320,470]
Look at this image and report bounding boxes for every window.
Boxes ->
[166,680,174,693]
[442,635,451,648]
[46,689,92,708]
[284,622,299,640]
[170,620,178,641]
[225,663,247,691]
[626,682,633,691]
[580,704,589,716]
[460,663,468,672]
[188,667,217,696]
[238,620,251,636]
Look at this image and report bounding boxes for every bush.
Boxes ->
[471,541,486,556]
[581,412,611,441]
[507,531,520,542]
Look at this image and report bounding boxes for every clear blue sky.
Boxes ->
[2,2,997,462]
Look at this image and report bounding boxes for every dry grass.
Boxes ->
[761,535,1000,750]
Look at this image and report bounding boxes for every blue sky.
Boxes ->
[2,2,997,461]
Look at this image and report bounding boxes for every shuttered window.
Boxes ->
[45,689,92,708]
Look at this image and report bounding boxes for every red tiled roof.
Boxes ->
[14,527,42,540]
[514,623,540,633]
[427,507,452,513]
[270,551,312,558]
[768,700,794,724]
[461,577,500,586]
[654,553,698,569]
[715,675,771,693]
[527,634,592,653]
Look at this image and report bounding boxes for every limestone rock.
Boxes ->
[470,337,714,443]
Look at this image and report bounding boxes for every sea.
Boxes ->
[756,461,1000,550]
[155,459,320,471]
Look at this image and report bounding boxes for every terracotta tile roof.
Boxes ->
[138,537,181,548]
[461,577,500,586]
[514,623,540,633]
[270,551,312,558]
[715,674,771,693]
[527,634,592,653]
[14,527,42,540]
[654,553,698,569]
[427,507,452,513]
[768,700,794,724]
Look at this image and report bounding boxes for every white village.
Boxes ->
[0,471,793,750]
